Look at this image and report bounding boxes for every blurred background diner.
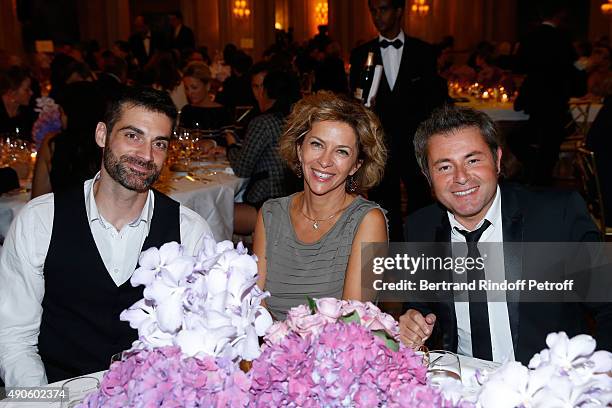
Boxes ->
[0,0,611,249]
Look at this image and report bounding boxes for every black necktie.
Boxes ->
[455,220,493,361]
[379,39,403,49]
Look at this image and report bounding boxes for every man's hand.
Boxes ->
[399,309,436,349]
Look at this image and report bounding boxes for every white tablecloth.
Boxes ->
[457,97,602,123]
[0,171,245,246]
[0,355,501,407]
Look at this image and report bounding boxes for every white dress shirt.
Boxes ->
[447,185,515,363]
[0,175,212,386]
[378,30,405,91]
[144,30,151,56]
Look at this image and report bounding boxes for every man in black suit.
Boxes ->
[128,15,163,68]
[399,105,611,364]
[513,3,585,185]
[349,0,448,241]
[169,11,195,52]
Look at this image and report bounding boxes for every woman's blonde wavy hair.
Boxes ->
[279,91,387,194]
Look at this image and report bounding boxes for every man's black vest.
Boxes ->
[39,187,181,383]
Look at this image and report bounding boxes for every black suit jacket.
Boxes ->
[128,31,164,67]
[349,36,448,156]
[514,24,584,114]
[171,25,195,51]
[403,183,612,363]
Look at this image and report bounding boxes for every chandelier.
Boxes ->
[233,0,251,18]
[602,0,612,14]
[410,0,430,16]
[315,1,328,26]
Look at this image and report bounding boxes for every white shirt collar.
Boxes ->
[542,21,557,28]
[85,172,155,231]
[378,30,405,45]
[448,185,502,233]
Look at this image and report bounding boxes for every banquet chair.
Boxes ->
[561,102,592,151]
[574,147,612,241]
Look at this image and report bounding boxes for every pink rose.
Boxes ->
[265,321,290,344]
[286,304,311,322]
[315,298,343,322]
[288,313,328,338]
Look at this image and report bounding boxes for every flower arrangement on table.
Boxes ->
[31,96,61,149]
[75,236,612,407]
[78,238,272,408]
[474,332,612,407]
[250,297,470,407]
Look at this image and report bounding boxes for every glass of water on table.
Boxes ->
[427,350,462,385]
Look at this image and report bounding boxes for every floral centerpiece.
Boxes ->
[77,238,272,407]
[79,346,251,407]
[31,96,61,148]
[474,332,612,407]
[250,297,471,407]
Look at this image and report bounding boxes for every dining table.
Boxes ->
[456,96,602,123]
[0,353,501,407]
[0,159,246,247]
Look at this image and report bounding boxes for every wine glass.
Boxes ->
[60,376,99,408]
[427,350,462,385]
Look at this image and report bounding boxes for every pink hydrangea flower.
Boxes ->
[78,347,251,408]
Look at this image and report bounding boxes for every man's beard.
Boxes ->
[103,147,161,193]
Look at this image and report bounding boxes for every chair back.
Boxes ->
[566,102,592,141]
[575,147,606,239]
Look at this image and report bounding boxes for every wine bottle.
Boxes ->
[354,52,375,104]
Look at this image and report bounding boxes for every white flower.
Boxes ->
[477,332,612,408]
[122,238,272,361]
[131,242,184,286]
[478,362,555,408]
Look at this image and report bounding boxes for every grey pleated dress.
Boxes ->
[262,193,383,321]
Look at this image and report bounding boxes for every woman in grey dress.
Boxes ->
[253,91,388,320]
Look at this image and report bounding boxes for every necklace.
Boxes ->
[300,209,339,230]
[298,195,349,230]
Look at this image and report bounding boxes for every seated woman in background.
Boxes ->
[143,50,188,110]
[0,66,35,138]
[223,69,301,235]
[31,81,105,198]
[179,61,233,146]
[254,91,388,320]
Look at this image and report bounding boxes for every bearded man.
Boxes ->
[0,87,212,386]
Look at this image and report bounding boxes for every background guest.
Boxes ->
[254,91,388,320]
[179,61,233,146]
[143,50,187,110]
[128,15,163,68]
[585,77,612,228]
[514,3,585,185]
[221,69,300,235]
[31,81,105,198]
[349,0,449,241]
[168,11,195,53]
[0,66,35,139]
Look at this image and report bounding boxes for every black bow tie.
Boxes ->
[379,39,403,49]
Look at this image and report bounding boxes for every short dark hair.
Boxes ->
[414,105,501,180]
[169,11,183,20]
[0,66,30,94]
[368,0,405,10]
[102,86,177,135]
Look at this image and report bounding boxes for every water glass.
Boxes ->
[60,376,99,408]
[427,350,462,384]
